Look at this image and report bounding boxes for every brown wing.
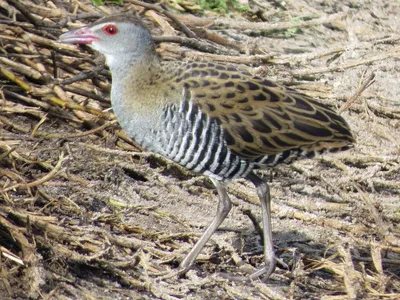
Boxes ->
[177,62,354,159]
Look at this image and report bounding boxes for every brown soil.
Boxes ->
[0,1,399,299]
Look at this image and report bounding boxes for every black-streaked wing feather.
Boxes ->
[177,62,354,160]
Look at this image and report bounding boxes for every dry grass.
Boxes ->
[0,0,399,299]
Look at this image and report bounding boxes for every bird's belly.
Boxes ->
[151,106,253,181]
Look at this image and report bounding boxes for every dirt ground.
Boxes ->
[0,0,399,299]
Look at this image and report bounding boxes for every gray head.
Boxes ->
[59,14,155,67]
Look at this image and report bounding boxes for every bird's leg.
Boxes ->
[247,172,277,279]
[179,178,232,274]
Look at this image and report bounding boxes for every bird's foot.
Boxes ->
[250,256,288,280]
[158,263,191,280]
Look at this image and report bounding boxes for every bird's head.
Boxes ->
[59,14,154,66]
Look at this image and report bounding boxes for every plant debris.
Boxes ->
[0,0,399,299]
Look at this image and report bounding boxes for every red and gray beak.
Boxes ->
[58,27,99,45]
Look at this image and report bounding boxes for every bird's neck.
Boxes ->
[105,44,159,79]
[107,48,165,146]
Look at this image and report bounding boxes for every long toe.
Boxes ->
[250,262,276,280]
[250,255,289,280]
[177,261,193,276]
[159,265,192,280]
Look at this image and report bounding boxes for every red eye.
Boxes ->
[103,24,118,35]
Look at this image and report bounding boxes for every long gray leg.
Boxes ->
[179,178,232,273]
[247,172,276,279]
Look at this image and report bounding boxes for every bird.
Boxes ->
[58,14,354,279]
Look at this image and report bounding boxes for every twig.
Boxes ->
[0,66,109,117]
[338,245,363,299]
[170,46,273,64]
[41,120,118,139]
[62,85,110,103]
[46,95,109,117]
[0,65,31,91]
[129,0,197,38]
[1,152,67,192]
[7,0,45,27]
[213,11,346,32]
[293,50,400,78]
[0,57,43,80]
[339,73,376,113]
[60,63,106,85]
[153,35,233,55]
[0,246,24,265]
[74,142,141,156]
